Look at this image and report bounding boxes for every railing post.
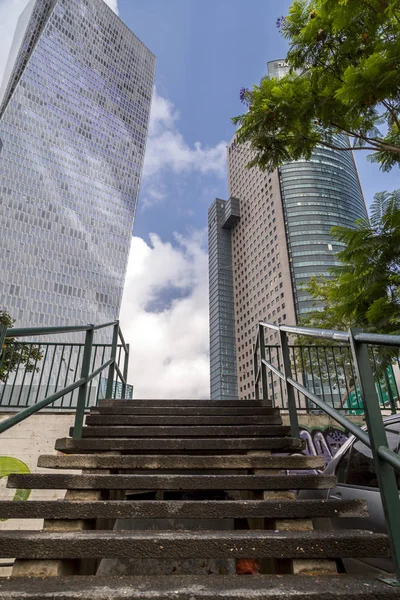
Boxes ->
[122,342,129,399]
[106,321,119,399]
[259,324,269,403]
[0,324,6,355]
[350,328,400,583]
[73,326,94,439]
[279,328,299,439]
[253,342,259,400]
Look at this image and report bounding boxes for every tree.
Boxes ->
[0,311,43,383]
[233,0,400,172]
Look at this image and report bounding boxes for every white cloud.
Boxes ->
[143,90,227,179]
[120,233,210,399]
[0,0,119,88]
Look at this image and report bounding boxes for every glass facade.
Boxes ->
[267,60,367,319]
[208,198,239,400]
[0,0,155,328]
[279,138,367,317]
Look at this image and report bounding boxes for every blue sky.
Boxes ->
[0,0,398,398]
[118,0,399,245]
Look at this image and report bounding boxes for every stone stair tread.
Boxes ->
[99,400,265,407]
[85,415,283,425]
[0,530,390,559]
[1,575,398,600]
[55,437,305,453]
[37,453,324,470]
[0,499,368,520]
[7,473,336,490]
[93,407,278,416]
[78,425,291,438]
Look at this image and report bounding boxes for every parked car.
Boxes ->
[299,414,400,574]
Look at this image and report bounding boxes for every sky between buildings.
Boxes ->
[0,0,398,398]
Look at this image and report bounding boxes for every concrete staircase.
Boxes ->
[0,399,397,599]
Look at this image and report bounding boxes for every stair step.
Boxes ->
[55,437,305,453]
[85,414,283,425]
[37,453,324,470]
[0,499,368,520]
[78,425,291,438]
[99,400,265,407]
[7,473,336,490]
[93,406,278,416]
[0,530,390,560]
[0,575,398,600]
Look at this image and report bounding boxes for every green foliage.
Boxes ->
[299,190,400,367]
[233,0,400,171]
[0,311,43,383]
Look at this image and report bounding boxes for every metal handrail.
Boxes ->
[0,320,130,438]
[254,321,400,582]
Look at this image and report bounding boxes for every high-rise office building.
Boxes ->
[0,0,155,328]
[209,59,367,400]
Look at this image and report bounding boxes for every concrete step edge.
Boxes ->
[0,530,390,560]
[0,499,368,520]
[0,575,397,600]
[7,473,337,490]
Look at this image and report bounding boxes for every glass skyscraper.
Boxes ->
[208,59,367,400]
[0,0,155,328]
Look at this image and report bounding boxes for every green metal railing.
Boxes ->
[260,344,399,414]
[0,321,129,438]
[254,322,400,583]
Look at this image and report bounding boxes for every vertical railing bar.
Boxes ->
[259,325,268,403]
[54,344,66,407]
[87,345,98,408]
[96,345,107,404]
[383,367,397,415]
[279,328,299,438]
[371,346,385,411]
[16,343,33,407]
[44,345,57,399]
[323,346,334,407]
[291,346,301,408]
[8,341,25,408]
[253,343,259,401]
[122,342,129,399]
[307,346,318,410]
[73,326,94,439]
[299,346,308,412]
[34,343,50,405]
[25,343,42,408]
[267,346,273,406]
[338,346,351,409]
[71,345,82,408]
[276,344,284,410]
[331,347,342,409]
[350,328,400,581]
[106,323,119,400]
[315,347,328,406]
[0,342,13,405]
[347,345,361,408]
[63,345,74,407]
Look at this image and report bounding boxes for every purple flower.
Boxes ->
[276,15,286,30]
[239,87,252,106]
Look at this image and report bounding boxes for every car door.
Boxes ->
[328,420,400,572]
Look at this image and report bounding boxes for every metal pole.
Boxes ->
[122,342,129,399]
[0,324,6,355]
[73,327,94,439]
[259,324,269,403]
[349,328,400,583]
[253,343,259,400]
[106,322,119,399]
[279,328,299,439]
